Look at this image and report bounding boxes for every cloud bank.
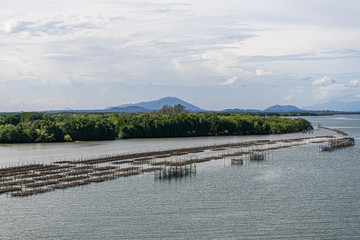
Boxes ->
[0,0,359,111]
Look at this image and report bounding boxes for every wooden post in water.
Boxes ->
[190,160,192,176]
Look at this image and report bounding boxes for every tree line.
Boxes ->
[0,111,312,143]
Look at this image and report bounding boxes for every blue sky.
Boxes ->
[1,0,360,111]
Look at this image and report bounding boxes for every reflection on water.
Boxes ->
[0,115,359,239]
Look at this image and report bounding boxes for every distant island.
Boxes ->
[107,96,205,112]
[45,97,205,113]
[42,96,360,113]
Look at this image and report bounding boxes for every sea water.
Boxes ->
[0,115,359,239]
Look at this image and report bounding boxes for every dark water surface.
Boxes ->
[1,115,359,239]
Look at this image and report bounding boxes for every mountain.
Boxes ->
[114,96,205,112]
[264,104,304,112]
[45,97,360,114]
[304,101,360,112]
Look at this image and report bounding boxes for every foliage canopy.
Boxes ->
[0,111,312,143]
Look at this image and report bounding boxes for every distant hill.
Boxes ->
[113,96,205,112]
[106,106,150,113]
[44,97,360,114]
[304,101,360,112]
[264,105,304,112]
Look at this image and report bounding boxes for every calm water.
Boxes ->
[0,130,327,166]
[1,115,359,239]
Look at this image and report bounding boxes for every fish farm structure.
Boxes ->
[0,135,350,197]
[231,158,244,165]
[154,160,196,179]
[249,151,269,161]
[320,137,355,152]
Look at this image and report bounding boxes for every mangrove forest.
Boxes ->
[0,111,312,143]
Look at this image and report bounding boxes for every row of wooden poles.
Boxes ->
[1,136,334,197]
[318,126,349,136]
[53,136,333,165]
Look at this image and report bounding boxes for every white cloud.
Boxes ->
[312,84,346,100]
[355,95,360,98]
[1,20,19,33]
[284,94,295,101]
[305,77,360,103]
[219,76,240,86]
[255,69,273,76]
[311,76,336,87]
[347,78,360,87]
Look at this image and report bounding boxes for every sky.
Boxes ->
[1,0,360,111]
